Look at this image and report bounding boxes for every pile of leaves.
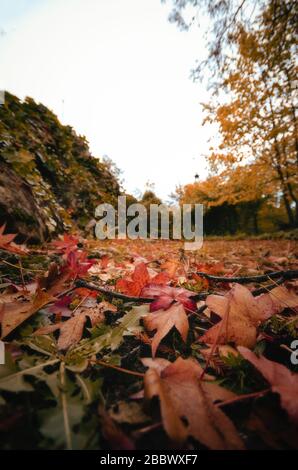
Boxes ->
[0,225,298,449]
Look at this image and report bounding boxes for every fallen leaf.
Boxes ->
[144,302,189,356]
[116,262,169,297]
[141,357,173,374]
[34,301,116,350]
[160,259,180,278]
[200,283,264,348]
[100,255,110,269]
[108,304,148,351]
[51,234,79,256]
[1,289,54,339]
[48,295,73,318]
[266,256,288,266]
[116,262,150,296]
[200,345,240,372]
[63,250,95,279]
[0,223,28,255]
[98,406,135,450]
[256,285,298,319]
[238,347,298,424]
[141,284,196,312]
[37,262,70,297]
[144,357,244,449]
[195,262,226,275]
[0,224,16,246]
[150,271,170,285]
[74,287,98,299]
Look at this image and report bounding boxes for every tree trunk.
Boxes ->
[282,192,295,227]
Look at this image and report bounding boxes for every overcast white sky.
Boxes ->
[0,0,214,201]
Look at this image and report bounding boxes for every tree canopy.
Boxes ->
[167,0,298,230]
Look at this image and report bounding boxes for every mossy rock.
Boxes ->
[0,92,120,242]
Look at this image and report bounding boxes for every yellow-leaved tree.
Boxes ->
[203,0,298,226]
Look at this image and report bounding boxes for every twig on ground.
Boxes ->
[215,388,271,408]
[196,270,298,284]
[75,276,289,311]
[251,278,285,296]
[76,279,211,303]
[75,279,153,302]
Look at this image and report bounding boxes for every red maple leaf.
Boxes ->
[49,295,73,318]
[51,234,79,256]
[0,223,16,245]
[116,262,169,297]
[116,262,150,296]
[62,250,95,279]
[0,223,28,255]
[195,262,226,274]
[0,224,28,255]
[74,287,98,298]
[100,255,110,269]
[141,284,196,312]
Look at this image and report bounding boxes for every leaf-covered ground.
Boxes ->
[0,227,298,450]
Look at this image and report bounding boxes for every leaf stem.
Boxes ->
[0,358,59,385]
[216,388,270,407]
[90,358,144,377]
[0,259,44,273]
[60,361,72,450]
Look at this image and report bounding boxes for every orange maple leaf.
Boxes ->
[116,262,169,297]
[0,223,28,255]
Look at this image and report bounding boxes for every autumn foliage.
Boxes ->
[0,223,298,449]
[175,0,298,235]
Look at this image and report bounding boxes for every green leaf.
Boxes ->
[75,374,103,404]
[39,362,85,449]
[70,305,148,358]
[39,400,85,449]
[19,335,57,356]
[0,357,59,393]
[109,305,148,351]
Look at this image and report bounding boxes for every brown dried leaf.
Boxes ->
[144,302,189,356]
[256,285,298,319]
[200,283,264,348]
[238,347,298,424]
[37,262,70,297]
[1,289,54,339]
[98,405,135,450]
[34,301,115,350]
[144,357,244,449]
